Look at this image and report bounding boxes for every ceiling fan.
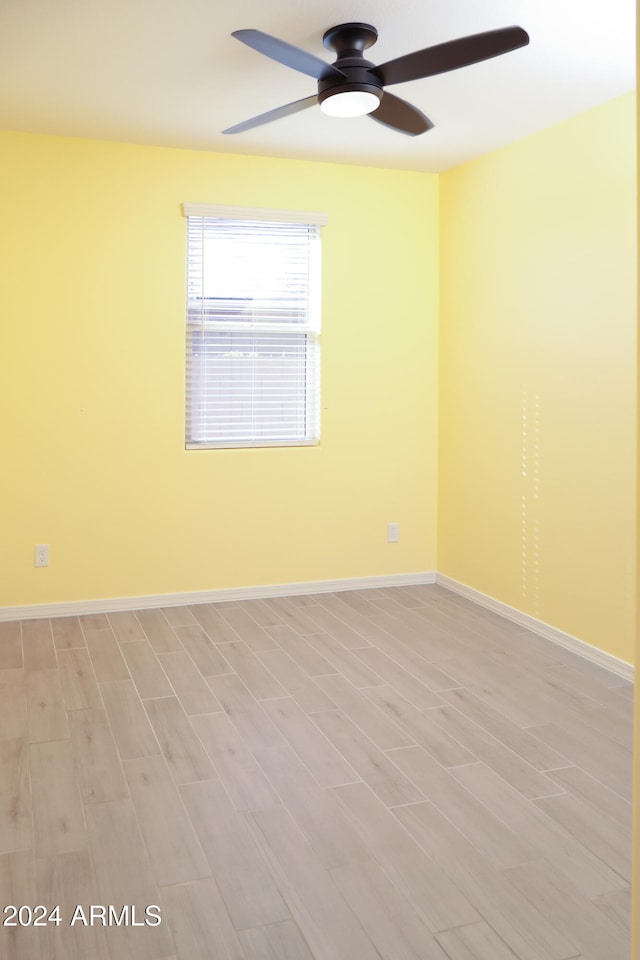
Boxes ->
[222,22,529,137]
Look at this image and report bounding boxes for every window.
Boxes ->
[183,203,327,449]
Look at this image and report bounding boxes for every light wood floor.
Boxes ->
[0,584,633,960]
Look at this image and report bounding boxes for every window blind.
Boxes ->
[183,205,326,449]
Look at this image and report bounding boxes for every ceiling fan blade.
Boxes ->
[370,92,433,137]
[222,95,318,134]
[232,29,345,81]
[374,26,529,86]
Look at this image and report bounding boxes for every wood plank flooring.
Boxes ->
[0,584,632,960]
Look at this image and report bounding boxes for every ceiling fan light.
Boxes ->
[319,89,381,118]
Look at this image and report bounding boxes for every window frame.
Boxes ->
[182,203,327,451]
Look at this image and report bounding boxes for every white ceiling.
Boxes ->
[0,0,635,173]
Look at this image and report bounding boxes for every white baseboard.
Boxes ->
[2,570,633,683]
[0,571,437,623]
[437,573,634,682]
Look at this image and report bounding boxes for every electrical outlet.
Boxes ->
[387,523,399,543]
[35,544,49,567]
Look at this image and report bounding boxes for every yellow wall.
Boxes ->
[0,131,439,606]
[1,97,636,666]
[633,13,640,955]
[439,92,637,664]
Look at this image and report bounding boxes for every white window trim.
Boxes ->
[182,203,328,227]
[183,204,326,450]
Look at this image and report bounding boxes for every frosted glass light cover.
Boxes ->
[319,90,380,118]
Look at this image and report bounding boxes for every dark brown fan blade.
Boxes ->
[370,92,433,137]
[374,26,529,86]
[222,95,318,134]
[232,29,345,81]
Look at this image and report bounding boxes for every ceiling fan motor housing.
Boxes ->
[318,23,383,109]
[317,68,383,108]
